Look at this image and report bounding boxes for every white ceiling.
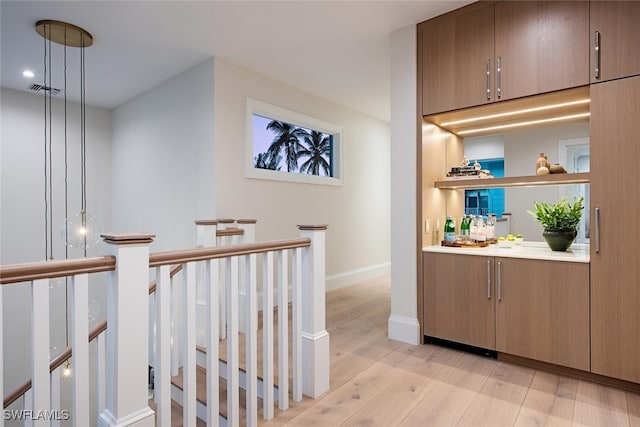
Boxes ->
[1,0,472,122]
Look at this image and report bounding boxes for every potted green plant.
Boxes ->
[528,196,584,251]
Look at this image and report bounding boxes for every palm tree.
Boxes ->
[266,120,307,172]
[254,151,282,170]
[298,131,332,176]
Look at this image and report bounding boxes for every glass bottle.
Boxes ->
[476,215,486,242]
[486,214,496,240]
[470,215,479,242]
[460,215,471,241]
[444,215,456,243]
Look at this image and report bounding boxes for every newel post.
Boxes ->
[195,219,219,248]
[99,233,156,427]
[297,224,330,398]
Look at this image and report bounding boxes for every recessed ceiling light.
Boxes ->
[22,70,35,78]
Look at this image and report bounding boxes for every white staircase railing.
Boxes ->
[1,223,329,427]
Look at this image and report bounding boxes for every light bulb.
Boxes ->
[62,360,72,379]
[61,211,103,249]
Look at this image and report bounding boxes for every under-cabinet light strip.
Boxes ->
[456,112,591,136]
[440,99,590,127]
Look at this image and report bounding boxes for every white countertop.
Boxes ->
[423,241,590,263]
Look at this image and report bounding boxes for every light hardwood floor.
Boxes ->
[258,275,640,427]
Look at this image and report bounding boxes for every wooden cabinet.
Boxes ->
[420,3,494,116]
[494,1,589,101]
[495,258,590,371]
[590,76,640,383]
[590,1,640,83]
[423,253,495,349]
[423,252,590,370]
[420,1,588,115]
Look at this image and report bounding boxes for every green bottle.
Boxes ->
[444,215,456,242]
[460,215,470,240]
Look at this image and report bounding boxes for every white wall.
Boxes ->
[212,58,391,288]
[0,87,112,395]
[111,58,216,251]
[388,25,420,344]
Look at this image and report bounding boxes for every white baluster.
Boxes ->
[23,390,32,427]
[31,278,50,427]
[171,271,182,376]
[261,252,274,420]
[182,262,197,427]
[205,259,219,426]
[292,247,303,402]
[195,220,218,349]
[155,265,171,427]
[71,273,90,426]
[50,366,61,427]
[226,256,239,427]
[236,220,255,335]
[297,225,330,398]
[99,233,155,427]
[276,251,289,411]
[245,253,258,426]
[0,285,3,427]
[149,291,156,370]
[96,332,106,416]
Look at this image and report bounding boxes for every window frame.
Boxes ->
[245,97,343,186]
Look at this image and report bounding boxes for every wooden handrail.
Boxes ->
[149,237,311,268]
[216,227,244,237]
[0,256,116,285]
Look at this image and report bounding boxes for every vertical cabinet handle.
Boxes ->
[487,259,491,299]
[497,260,502,301]
[496,56,502,99]
[486,59,491,101]
[594,31,601,79]
[595,207,601,253]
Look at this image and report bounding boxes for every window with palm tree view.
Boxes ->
[246,98,342,186]
[253,115,334,177]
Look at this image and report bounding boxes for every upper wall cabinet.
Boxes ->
[420,3,495,116]
[420,1,589,116]
[494,1,589,102]
[590,1,640,83]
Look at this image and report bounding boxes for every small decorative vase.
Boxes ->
[542,229,577,251]
[535,153,547,173]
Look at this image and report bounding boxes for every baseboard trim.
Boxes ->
[498,353,640,394]
[326,262,390,291]
[388,314,420,345]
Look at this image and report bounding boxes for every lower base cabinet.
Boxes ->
[423,253,496,349]
[495,258,590,371]
[423,252,590,371]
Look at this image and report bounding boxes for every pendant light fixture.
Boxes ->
[36,20,102,256]
[36,20,101,380]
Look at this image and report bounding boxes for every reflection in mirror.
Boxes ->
[457,121,590,245]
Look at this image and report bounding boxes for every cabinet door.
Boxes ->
[591,1,640,83]
[590,76,640,383]
[495,258,590,371]
[423,253,495,349]
[494,1,589,102]
[421,4,494,115]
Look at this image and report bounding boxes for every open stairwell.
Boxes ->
[0,219,329,427]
